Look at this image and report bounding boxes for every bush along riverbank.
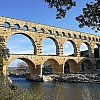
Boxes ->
[52,73,100,83]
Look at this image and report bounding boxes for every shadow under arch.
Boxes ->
[7,58,40,76]
[82,59,93,71]
[94,44,100,58]
[64,59,80,73]
[7,33,36,55]
[42,37,59,55]
[43,58,62,74]
[63,40,77,56]
[80,42,92,57]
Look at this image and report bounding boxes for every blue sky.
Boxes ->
[0,0,99,67]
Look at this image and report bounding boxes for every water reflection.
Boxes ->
[11,77,100,100]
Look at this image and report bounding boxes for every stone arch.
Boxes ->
[96,38,98,42]
[78,35,81,39]
[73,34,76,38]
[32,27,37,32]
[80,42,92,57]
[23,25,29,31]
[82,59,93,71]
[61,32,65,36]
[43,58,62,74]
[63,40,77,56]
[47,30,52,34]
[83,36,87,40]
[92,37,95,41]
[40,28,44,33]
[4,22,10,28]
[54,31,59,35]
[64,59,80,73]
[88,37,91,41]
[68,33,71,38]
[7,33,36,55]
[14,24,20,29]
[6,58,40,76]
[42,37,59,55]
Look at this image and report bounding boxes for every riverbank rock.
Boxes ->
[26,74,43,82]
[53,74,100,83]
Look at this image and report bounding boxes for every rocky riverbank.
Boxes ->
[52,73,100,83]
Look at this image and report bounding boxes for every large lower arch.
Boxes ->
[4,58,40,76]
[43,58,63,74]
[63,40,77,56]
[82,59,93,71]
[6,33,36,54]
[64,59,80,73]
[42,37,59,55]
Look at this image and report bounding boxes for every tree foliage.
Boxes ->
[45,0,76,19]
[0,36,9,67]
[44,0,100,32]
[17,62,28,69]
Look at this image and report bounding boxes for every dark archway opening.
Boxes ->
[64,59,79,73]
[94,44,99,58]
[64,61,70,73]
[42,60,52,75]
[82,59,93,71]
[42,59,61,75]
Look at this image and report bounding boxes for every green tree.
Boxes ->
[45,0,100,32]
[0,36,9,72]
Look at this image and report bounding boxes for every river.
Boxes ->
[10,77,100,100]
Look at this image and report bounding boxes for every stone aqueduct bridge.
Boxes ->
[0,16,100,76]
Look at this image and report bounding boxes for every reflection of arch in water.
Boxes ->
[82,59,93,71]
[64,59,80,73]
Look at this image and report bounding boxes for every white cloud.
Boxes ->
[65,44,69,48]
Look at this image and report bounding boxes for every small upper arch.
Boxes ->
[23,25,29,31]
[68,33,71,38]
[96,38,98,42]
[92,37,95,41]
[32,27,37,32]
[54,31,59,35]
[14,24,20,29]
[4,22,10,28]
[61,32,65,36]
[40,28,44,33]
[47,30,52,34]
[83,36,87,40]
